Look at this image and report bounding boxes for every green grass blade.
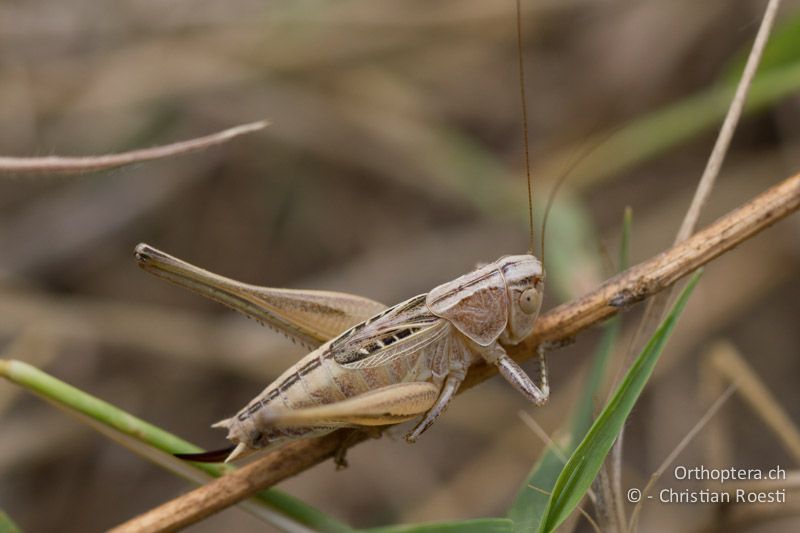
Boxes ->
[0,359,203,454]
[569,206,632,439]
[506,275,622,532]
[0,359,350,533]
[508,317,630,532]
[0,510,21,533]
[361,518,513,533]
[507,209,632,531]
[537,271,702,532]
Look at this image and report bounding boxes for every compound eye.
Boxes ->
[519,288,542,315]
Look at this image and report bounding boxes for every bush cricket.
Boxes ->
[135,0,550,464]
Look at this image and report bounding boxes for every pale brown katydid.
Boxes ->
[135,0,550,464]
[135,245,548,462]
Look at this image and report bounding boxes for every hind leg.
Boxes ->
[259,382,439,427]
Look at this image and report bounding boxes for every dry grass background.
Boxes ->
[1,0,799,531]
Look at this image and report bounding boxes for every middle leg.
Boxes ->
[405,373,464,443]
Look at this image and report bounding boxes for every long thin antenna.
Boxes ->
[516,0,535,255]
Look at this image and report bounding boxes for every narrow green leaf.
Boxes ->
[0,510,21,533]
[0,359,350,533]
[538,271,702,532]
[507,300,622,532]
[0,359,203,454]
[508,209,632,531]
[569,206,632,439]
[362,518,513,533]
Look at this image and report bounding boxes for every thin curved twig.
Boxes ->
[0,121,268,175]
[111,172,800,533]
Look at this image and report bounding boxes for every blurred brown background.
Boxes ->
[1,0,799,531]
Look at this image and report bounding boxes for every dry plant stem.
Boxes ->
[609,410,626,531]
[709,341,800,462]
[517,411,599,505]
[628,0,783,348]
[675,0,781,242]
[498,172,800,364]
[615,0,782,521]
[518,410,568,464]
[593,464,619,533]
[111,172,800,533]
[525,486,602,533]
[628,384,737,532]
[110,431,357,533]
[0,121,268,174]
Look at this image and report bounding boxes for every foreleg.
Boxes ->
[483,342,549,405]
